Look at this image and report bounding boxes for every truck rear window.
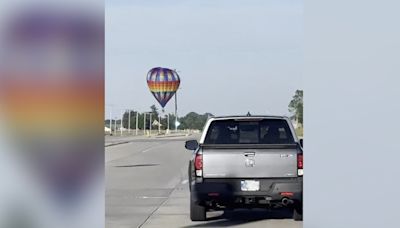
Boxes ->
[204,119,295,144]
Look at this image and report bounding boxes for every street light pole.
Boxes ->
[128,109,131,134]
[175,91,178,133]
[135,111,138,135]
[120,110,123,136]
[143,112,146,136]
[109,108,113,136]
[149,113,152,136]
[158,115,161,134]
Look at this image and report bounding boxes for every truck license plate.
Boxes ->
[241,180,260,191]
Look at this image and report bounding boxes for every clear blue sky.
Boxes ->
[106,0,303,118]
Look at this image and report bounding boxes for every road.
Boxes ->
[106,135,302,228]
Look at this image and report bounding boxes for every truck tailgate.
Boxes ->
[202,145,298,178]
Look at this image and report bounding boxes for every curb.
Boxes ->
[154,134,189,138]
[105,134,192,147]
[105,141,130,147]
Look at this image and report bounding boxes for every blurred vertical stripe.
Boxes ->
[0,1,104,228]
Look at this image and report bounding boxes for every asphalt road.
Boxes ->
[106,135,302,228]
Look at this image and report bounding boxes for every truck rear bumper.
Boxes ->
[191,178,302,208]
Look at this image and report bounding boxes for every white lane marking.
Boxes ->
[141,147,153,153]
[141,142,169,153]
[141,143,161,153]
[138,196,168,199]
[181,179,188,184]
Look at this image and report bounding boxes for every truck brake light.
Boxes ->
[297,153,303,176]
[195,154,203,169]
[194,153,203,177]
[297,154,303,169]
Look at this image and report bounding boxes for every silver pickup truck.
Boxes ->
[185,115,303,221]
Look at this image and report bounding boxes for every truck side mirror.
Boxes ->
[185,140,199,150]
[299,138,303,147]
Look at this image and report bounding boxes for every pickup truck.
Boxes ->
[185,115,303,221]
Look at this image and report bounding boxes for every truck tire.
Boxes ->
[293,203,303,221]
[190,194,206,221]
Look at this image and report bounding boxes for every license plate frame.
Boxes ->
[240,180,260,191]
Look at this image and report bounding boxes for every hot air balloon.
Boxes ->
[146,67,180,112]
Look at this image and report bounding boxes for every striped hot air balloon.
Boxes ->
[146,67,180,111]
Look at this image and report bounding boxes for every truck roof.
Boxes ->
[209,115,289,120]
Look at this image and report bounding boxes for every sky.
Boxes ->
[106,0,303,118]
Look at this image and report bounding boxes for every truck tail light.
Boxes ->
[297,153,303,176]
[297,154,303,169]
[194,153,203,177]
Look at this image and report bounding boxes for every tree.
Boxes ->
[150,104,160,124]
[122,110,138,129]
[150,105,159,117]
[160,113,176,130]
[178,112,212,130]
[288,90,303,125]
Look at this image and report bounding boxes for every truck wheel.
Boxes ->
[190,194,206,221]
[293,203,303,221]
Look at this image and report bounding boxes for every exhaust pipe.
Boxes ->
[281,198,294,206]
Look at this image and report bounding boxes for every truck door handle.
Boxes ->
[244,152,255,157]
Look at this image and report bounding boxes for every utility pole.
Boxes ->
[135,111,138,135]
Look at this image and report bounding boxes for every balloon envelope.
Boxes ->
[147,67,180,109]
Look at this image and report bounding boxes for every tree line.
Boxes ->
[106,89,303,131]
[105,105,213,130]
